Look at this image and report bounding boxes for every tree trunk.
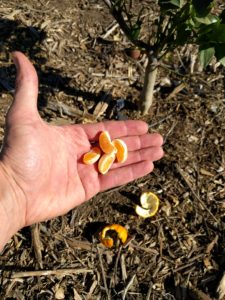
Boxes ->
[140,56,158,115]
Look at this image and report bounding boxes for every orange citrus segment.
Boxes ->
[83,147,101,165]
[98,152,115,175]
[99,131,116,154]
[112,139,128,163]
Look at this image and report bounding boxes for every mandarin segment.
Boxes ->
[98,152,115,175]
[83,146,101,165]
[112,139,128,163]
[99,131,116,154]
[83,131,128,174]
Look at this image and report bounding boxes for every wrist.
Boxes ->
[0,162,26,252]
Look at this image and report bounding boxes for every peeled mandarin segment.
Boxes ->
[99,131,116,154]
[98,152,115,175]
[140,192,160,210]
[83,147,101,165]
[112,139,128,163]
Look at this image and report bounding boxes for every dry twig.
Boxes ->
[31,224,43,269]
[122,274,136,300]
[97,246,110,300]
[175,163,219,223]
[11,268,93,278]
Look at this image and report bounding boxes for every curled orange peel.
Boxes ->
[135,191,159,218]
[100,224,128,248]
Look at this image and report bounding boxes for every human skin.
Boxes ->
[0,52,164,251]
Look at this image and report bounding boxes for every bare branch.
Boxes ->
[103,0,112,8]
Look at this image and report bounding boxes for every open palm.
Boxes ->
[0,52,163,227]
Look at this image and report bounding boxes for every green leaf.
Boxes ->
[194,14,219,25]
[169,0,183,7]
[192,0,213,17]
[219,9,225,23]
[130,21,142,41]
[175,24,192,45]
[198,23,225,44]
[215,44,225,65]
[159,0,184,10]
[199,47,215,68]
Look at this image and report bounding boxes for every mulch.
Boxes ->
[0,1,225,299]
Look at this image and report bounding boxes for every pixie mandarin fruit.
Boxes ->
[99,131,116,154]
[135,191,159,218]
[82,147,101,165]
[83,130,128,174]
[98,152,115,175]
[112,139,128,163]
[100,224,128,248]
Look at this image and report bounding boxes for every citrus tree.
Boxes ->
[104,0,225,114]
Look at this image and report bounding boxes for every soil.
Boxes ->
[0,1,225,299]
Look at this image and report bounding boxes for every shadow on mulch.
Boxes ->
[82,221,107,242]
[109,190,140,216]
[0,18,138,119]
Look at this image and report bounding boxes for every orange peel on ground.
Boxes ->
[100,224,128,248]
[135,191,159,218]
[83,131,128,174]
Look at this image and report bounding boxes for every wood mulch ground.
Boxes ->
[0,1,225,299]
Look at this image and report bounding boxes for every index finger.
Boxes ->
[81,120,148,141]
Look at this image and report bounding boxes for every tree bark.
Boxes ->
[140,56,158,115]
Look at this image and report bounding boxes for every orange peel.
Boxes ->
[135,191,159,218]
[100,224,128,248]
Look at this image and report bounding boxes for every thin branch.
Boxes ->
[103,0,111,8]
[97,246,110,300]
[175,164,219,224]
[103,0,151,52]
[122,274,136,300]
[11,268,93,278]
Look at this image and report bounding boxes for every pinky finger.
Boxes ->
[99,160,154,192]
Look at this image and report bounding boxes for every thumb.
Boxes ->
[7,52,40,124]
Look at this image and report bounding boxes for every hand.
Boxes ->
[0,52,164,230]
